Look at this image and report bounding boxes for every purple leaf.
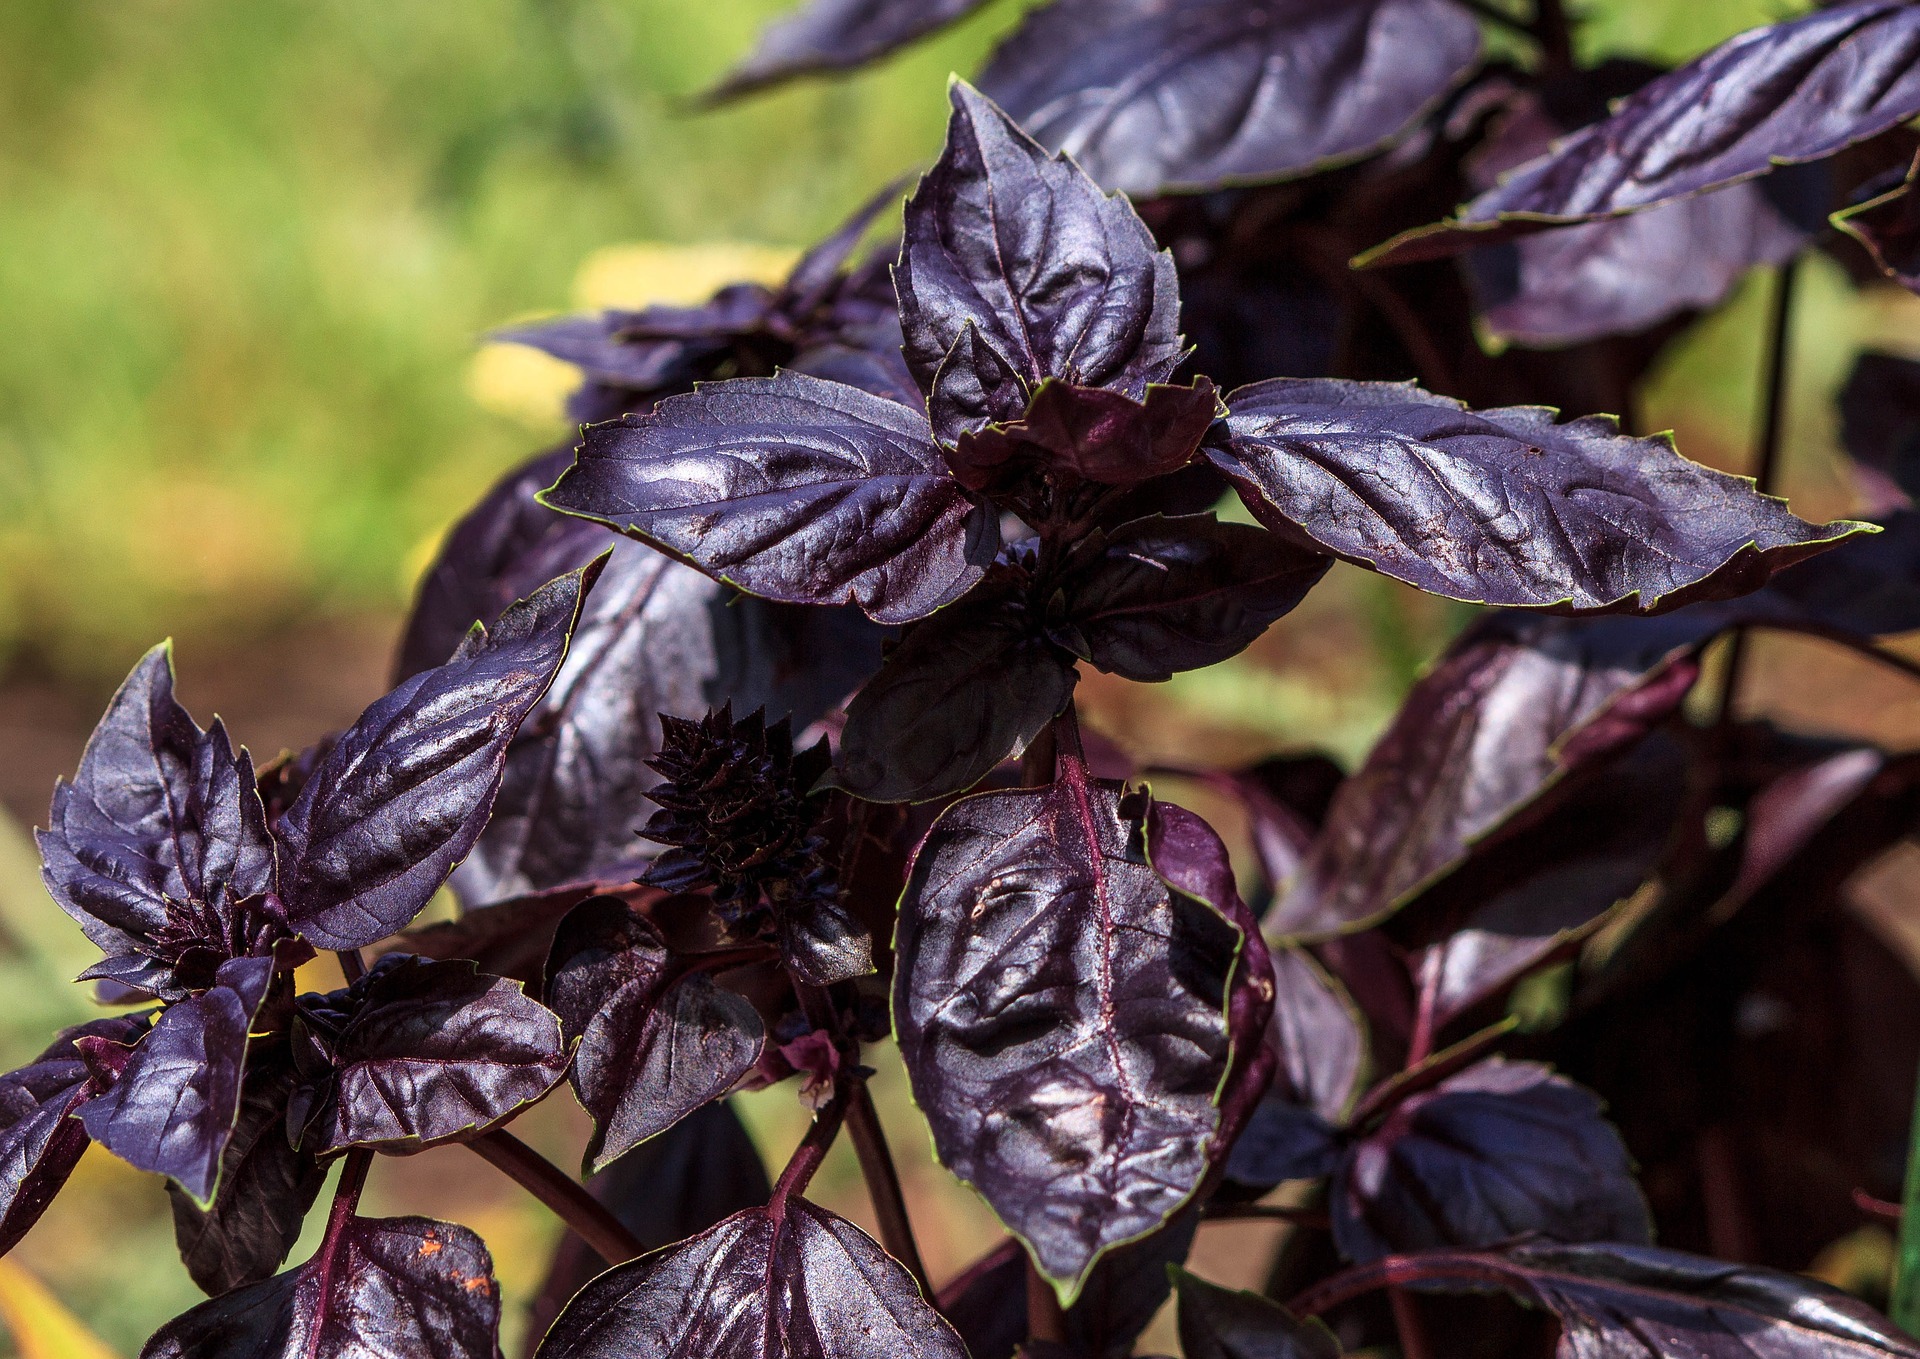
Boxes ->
[544,897,764,1175]
[498,287,774,398]
[1764,510,1920,637]
[380,881,620,987]
[0,1016,144,1257]
[169,1052,326,1295]
[38,643,276,965]
[524,1100,772,1352]
[897,82,1183,443]
[277,564,598,950]
[1333,1059,1650,1264]
[1271,613,1710,938]
[80,954,274,1205]
[1836,155,1920,293]
[1314,1239,1920,1359]
[1173,1268,1339,1359]
[704,0,996,102]
[977,0,1482,198]
[1049,514,1330,682]
[1839,352,1920,510]
[946,380,1221,497]
[836,579,1077,803]
[289,956,566,1155]
[543,372,996,625]
[534,1197,965,1359]
[398,451,882,907]
[1366,1,1920,266]
[1212,378,1864,614]
[1225,948,1365,1191]
[894,756,1242,1298]
[141,1214,500,1359]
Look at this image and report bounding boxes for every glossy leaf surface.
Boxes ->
[1213,379,1861,614]
[978,0,1482,198]
[836,581,1076,803]
[1173,1269,1339,1359]
[544,372,995,625]
[278,566,595,949]
[170,1055,326,1295]
[545,897,764,1174]
[142,1215,500,1359]
[0,1018,142,1257]
[897,83,1182,442]
[80,954,272,1205]
[291,957,567,1155]
[38,644,275,961]
[1334,1059,1650,1263]
[1368,0,1920,265]
[894,757,1239,1297]
[1321,1240,1920,1359]
[946,381,1220,497]
[1050,514,1329,682]
[1271,612,1708,938]
[1225,948,1364,1190]
[707,0,994,100]
[535,1197,965,1359]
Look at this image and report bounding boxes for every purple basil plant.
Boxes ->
[14,3,1920,1356]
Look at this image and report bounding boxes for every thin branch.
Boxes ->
[1390,1287,1436,1359]
[323,1149,373,1248]
[467,1129,645,1267]
[1028,1260,1070,1344]
[1021,720,1060,788]
[772,1083,851,1207]
[1201,1202,1332,1228]
[845,1084,934,1297]
[335,947,367,984]
[1532,0,1574,70]
[1405,951,1443,1069]
[1717,258,1801,729]
[1856,1187,1903,1223]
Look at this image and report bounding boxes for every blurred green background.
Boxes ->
[3,0,1920,1352]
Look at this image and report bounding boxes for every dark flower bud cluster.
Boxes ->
[639,705,839,939]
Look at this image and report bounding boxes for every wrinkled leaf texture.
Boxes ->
[543,372,995,625]
[1271,611,1709,938]
[535,1197,965,1359]
[277,564,598,950]
[894,755,1242,1298]
[897,82,1182,443]
[1367,0,1920,265]
[945,379,1220,498]
[978,0,1482,198]
[37,643,275,969]
[1333,1058,1651,1263]
[142,1215,500,1359]
[1212,378,1863,616]
[544,897,764,1174]
[291,957,566,1155]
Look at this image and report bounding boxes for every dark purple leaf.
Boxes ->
[1271,613,1710,938]
[1049,514,1329,682]
[0,1016,144,1257]
[141,1214,500,1359]
[1212,378,1863,614]
[1405,734,1687,1035]
[398,451,883,907]
[290,956,567,1155]
[1332,1058,1650,1264]
[1173,1268,1339,1359]
[534,1197,965,1359]
[1764,510,1920,637]
[945,380,1221,497]
[1306,1239,1920,1359]
[836,580,1077,803]
[380,881,620,986]
[498,288,772,397]
[1366,1,1920,266]
[80,954,272,1205]
[1836,162,1920,292]
[544,897,764,1175]
[1839,351,1920,509]
[1225,948,1364,1191]
[1723,745,1888,915]
[897,82,1182,443]
[977,0,1481,198]
[277,564,598,950]
[38,643,275,965]
[894,756,1241,1297]
[170,1053,326,1295]
[523,1100,772,1355]
[543,372,996,625]
[705,0,995,101]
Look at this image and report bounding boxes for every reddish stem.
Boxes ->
[1028,1260,1070,1344]
[1406,951,1442,1068]
[1390,1286,1435,1359]
[467,1129,645,1266]
[1857,1187,1904,1222]
[771,1084,851,1208]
